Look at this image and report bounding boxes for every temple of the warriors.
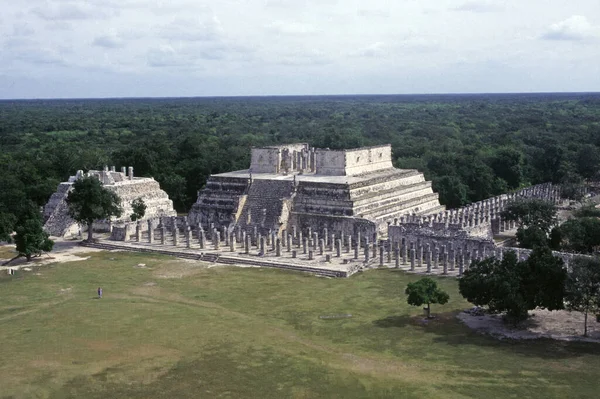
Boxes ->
[188,144,445,238]
[43,167,176,237]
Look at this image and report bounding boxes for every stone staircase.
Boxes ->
[238,179,295,233]
[43,183,77,237]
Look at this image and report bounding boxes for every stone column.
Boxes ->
[449,249,455,271]
[271,231,276,251]
[364,247,370,263]
[323,228,328,247]
[336,239,342,257]
[276,238,281,256]
[433,246,439,269]
[292,225,297,239]
[410,247,416,271]
[426,244,432,273]
[357,232,361,249]
[386,243,392,264]
[372,242,377,258]
[302,237,308,254]
[292,250,297,258]
[186,227,191,248]
[354,242,359,259]
[312,232,319,250]
[319,239,324,255]
[458,253,464,276]
[161,226,166,245]
[199,229,205,249]
[135,223,141,242]
[147,220,154,244]
[402,244,407,265]
[173,224,179,246]
[330,233,336,251]
[244,233,250,254]
[225,229,230,247]
[259,235,265,255]
[215,232,221,250]
[286,234,292,252]
[417,244,423,267]
[229,233,235,252]
[379,246,384,266]
[308,250,313,260]
[394,246,400,268]
[297,231,303,249]
[346,235,352,253]
[442,246,448,275]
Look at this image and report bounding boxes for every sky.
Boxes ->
[1,0,599,99]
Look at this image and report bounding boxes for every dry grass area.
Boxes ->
[459,309,600,342]
[1,250,600,399]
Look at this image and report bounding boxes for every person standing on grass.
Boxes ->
[98,287,102,299]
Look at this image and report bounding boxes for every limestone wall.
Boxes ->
[43,168,176,237]
[315,145,393,176]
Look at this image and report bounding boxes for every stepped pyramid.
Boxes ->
[43,167,177,237]
[188,144,444,238]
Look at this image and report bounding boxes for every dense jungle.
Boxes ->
[1,93,600,220]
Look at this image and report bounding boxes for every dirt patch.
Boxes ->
[458,308,600,342]
[152,262,208,279]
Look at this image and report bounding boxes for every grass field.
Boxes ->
[1,251,600,399]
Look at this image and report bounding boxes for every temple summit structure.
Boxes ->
[188,144,445,238]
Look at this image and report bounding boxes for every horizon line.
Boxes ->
[1,91,600,102]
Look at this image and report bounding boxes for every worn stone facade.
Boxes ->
[188,144,444,238]
[43,167,176,237]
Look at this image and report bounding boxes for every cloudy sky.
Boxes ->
[1,0,599,98]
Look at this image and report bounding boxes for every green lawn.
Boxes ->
[1,251,599,399]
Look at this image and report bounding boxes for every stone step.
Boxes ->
[361,193,442,220]
[353,186,435,215]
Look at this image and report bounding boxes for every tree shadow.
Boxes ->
[372,315,414,328]
[374,311,600,360]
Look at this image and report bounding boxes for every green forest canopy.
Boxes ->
[1,93,599,214]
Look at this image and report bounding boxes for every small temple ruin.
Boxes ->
[43,167,176,237]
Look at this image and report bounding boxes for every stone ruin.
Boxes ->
[188,143,445,238]
[43,144,574,278]
[43,166,176,237]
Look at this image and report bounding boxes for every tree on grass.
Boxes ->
[66,176,122,241]
[459,248,566,325]
[564,257,600,337]
[13,218,54,262]
[405,277,450,318]
[130,198,147,221]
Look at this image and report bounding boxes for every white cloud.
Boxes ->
[93,35,125,49]
[31,2,117,21]
[267,21,320,36]
[453,1,504,13]
[158,15,223,42]
[541,15,600,41]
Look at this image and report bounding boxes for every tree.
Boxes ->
[564,257,600,336]
[13,218,54,261]
[130,198,147,221]
[555,217,600,253]
[516,225,549,249]
[459,248,566,324]
[501,198,557,234]
[0,211,16,242]
[66,176,123,241]
[405,277,450,318]
[432,175,469,209]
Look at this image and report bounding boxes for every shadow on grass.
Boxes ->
[373,311,600,360]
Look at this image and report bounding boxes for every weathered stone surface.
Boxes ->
[43,168,176,237]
